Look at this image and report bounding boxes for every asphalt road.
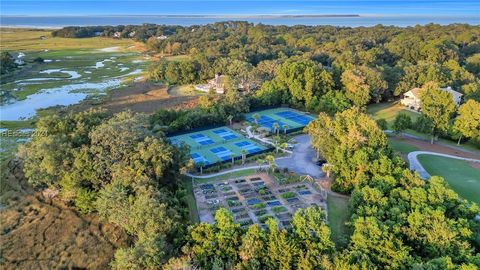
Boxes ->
[276,134,324,178]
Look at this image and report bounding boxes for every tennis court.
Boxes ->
[245,108,316,132]
[169,127,268,166]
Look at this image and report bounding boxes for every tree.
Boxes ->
[280,142,289,152]
[252,113,261,125]
[0,52,17,74]
[265,155,276,173]
[275,59,334,106]
[419,82,456,144]
[341,69,371,107]
[272,122,280,135]
[227,115,233,126]
[239,225,266,268]
[230,153,236,166]
[317,90,351,115]
[375,118,388,130]
[465,53,480,74]
[240,149,248,165]
[256,158,265,171]
[305,108,403,193]
[453,99,480,144]
[282,124,288,134]
[392,113,412,134]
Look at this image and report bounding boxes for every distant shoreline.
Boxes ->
[1,14,478,28]
[2,14,360,18]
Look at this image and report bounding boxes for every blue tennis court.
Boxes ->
[210,146,234,161]
[191,152,209,165]
[169,127,268,166]
[235,141,263,154]
[245,108,315,133]
[190,133,214,145]
[213,128,238,140]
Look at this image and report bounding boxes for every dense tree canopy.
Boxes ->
[454,99,480,144]
[420,82,457,143]
[305,107,404,193]
[20,110,191,269]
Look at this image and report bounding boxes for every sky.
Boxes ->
[1,0,480,16]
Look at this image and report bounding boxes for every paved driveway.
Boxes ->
[276,134,324,178]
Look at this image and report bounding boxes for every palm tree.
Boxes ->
[256,158,264,171]
[251,123,259,136]
[227,115,233,126]
[240,149,248,165]
[322,163,333,178]
[252,113,260,125]
[272,122,280,135]
[230,153,236,166]
[198,161,205,175]
[274,141,280,153]
[265,155,276,173]
[282,124,288,134]
[280,142,289,152]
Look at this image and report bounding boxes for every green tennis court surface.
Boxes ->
[169,127,268,166]
[245,108,316,132]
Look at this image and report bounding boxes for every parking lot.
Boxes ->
[193,172,327,227]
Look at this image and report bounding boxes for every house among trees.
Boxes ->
[195,74,227,94]
[401,86,463,110]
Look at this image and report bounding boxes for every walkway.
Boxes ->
[184,165,270,179]
[407,151,480,179]
[245,126,293,154]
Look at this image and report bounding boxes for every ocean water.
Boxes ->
[1,15,479,28]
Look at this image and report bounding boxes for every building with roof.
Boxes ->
[401,86,463,111]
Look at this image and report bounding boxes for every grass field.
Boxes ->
[245,108,316,132]
[327,193,351,248]
[183,177,200,223]
[170,127,268,166]
[417,154,480,205]
[0,28,136,51]
[388,137,420,154]
[368,102,480,152]
[367,101,420,128]
[191,169,259,184]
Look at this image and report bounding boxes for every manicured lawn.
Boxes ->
[183,177,200,223]
[191,168,259,184]
[369,102,480,152]
[417,154,480,205]
[327,193,351,249]
[367,101,420,128]
[388,138,419,154]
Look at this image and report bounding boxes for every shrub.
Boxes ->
[376,118,388,130]
[258,215,273,223]
[252,203,266,209]
[281,191,296,199]
[272,206,288,213]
